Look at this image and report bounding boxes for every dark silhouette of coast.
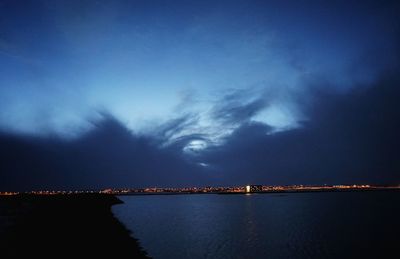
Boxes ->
[0,194,150,258]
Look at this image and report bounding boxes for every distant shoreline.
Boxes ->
[114,187,400,196]
[3,185,398,197]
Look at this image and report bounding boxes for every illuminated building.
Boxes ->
[245,185,263,193]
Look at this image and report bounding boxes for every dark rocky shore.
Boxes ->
[0,194,150,258]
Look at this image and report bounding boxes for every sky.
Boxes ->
[0,0,399,190]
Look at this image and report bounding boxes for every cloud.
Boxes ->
[1,69,399,191]
[0,113,213,191]
[155,113,200,143]
[211,89,268,125]
[1,0,400,190]
[197,70,400,186]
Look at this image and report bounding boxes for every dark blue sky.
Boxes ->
[0,0,399,190]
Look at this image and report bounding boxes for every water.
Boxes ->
[112,191,400,259]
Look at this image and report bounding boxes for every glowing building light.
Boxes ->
[246,185,251,193]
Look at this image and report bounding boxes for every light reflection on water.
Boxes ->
[113,192,400,259]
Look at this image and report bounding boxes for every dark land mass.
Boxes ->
[0,194,150,258]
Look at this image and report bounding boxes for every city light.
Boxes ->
[0,184,399,196]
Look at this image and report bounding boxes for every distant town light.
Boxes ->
[3,184,398,196]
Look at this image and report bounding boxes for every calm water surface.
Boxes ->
[113,191,400,259]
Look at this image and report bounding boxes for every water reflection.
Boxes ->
[113,192,400,259]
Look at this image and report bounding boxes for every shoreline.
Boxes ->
[0,194,150,258]
[114,187,400,196]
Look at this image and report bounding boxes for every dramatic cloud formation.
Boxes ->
[1,0,398,136]
[0,0,399,190]
[1,67,399,190]
[0,113,211,190]
[199,71,400,185]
